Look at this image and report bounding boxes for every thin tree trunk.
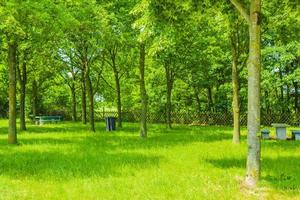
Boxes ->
[32,79,37,119]
[71,83,77,122]
[114,73,122,128]
[231,36,240,144]
[86,75,95,132]
[81,70,87,124]
[139,43,147,138]
[8,42,17,144]
[17,58,27,131]
[108,48,123,128]
[245,0,261,187]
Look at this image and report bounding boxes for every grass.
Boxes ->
[0,120,300,200]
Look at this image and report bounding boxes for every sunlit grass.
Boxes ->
[0,120,300,199]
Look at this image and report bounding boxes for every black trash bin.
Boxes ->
[105,117,116,131]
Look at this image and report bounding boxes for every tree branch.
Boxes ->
[230,0,250,24]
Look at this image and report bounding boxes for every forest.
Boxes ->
[0,0,299,127]
[0,0,299,199]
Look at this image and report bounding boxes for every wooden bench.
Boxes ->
[35,116,63,125]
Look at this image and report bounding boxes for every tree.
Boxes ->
[230,0,262,186]
[0,1,24,144]
[7,39,17,144]
[227,13,248,144]
[139,42,148,137]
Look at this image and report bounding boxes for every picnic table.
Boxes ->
[35,116,63,125]
[271,123,289,140]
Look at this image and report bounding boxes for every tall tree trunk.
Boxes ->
[294,81,299,113]
[139,43,148,138]
[86,75,95,132]
[231,37,240,144]
[231,0,262,186]
[114,73,122,128]
[8,42,17,144]
[71,83,77,122]
[32,79,37,119]
[108,48,123,128]
[245,0,261,187]
[165,64,174,129]
[81,71,87,124]
[17,58,27,131]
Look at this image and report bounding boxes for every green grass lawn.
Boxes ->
[0,120,300,200]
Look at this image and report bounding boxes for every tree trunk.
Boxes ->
[71,83,77,122]
[294,81,299,113]
[139,43,148,138]
[86,75,95,132]
[32,79,38,119]
[165,64,174,129]
[231,37,240,144]
[245,0,261,187]
[17,58,27,131]
[8,42,17,144]
[81,71,87,124]
[114,73,122,128]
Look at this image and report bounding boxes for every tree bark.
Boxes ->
[71,83,77,122]
[32,79,38,119]
[17,56,27,131]
[114,72,122,128]
[245,0,261,187]
[86,75,95,132]
[8,42,17,144]
[81,70,87,124]
[231,35,241,144]
[82,55,95,132]
[139,43,148,138]
[107,48,123,128]
[231,0,262,187]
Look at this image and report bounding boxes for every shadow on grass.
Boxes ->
[0,150,161,180]
[0,122,238,181]
[17,125,235,151]
[207,156,300,192]
[0,122,237,150]
[261,140,300,150]
[0,126,7,135]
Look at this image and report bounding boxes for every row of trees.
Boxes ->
[0,0,299,187]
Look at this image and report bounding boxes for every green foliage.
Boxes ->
[0,0,298,118]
